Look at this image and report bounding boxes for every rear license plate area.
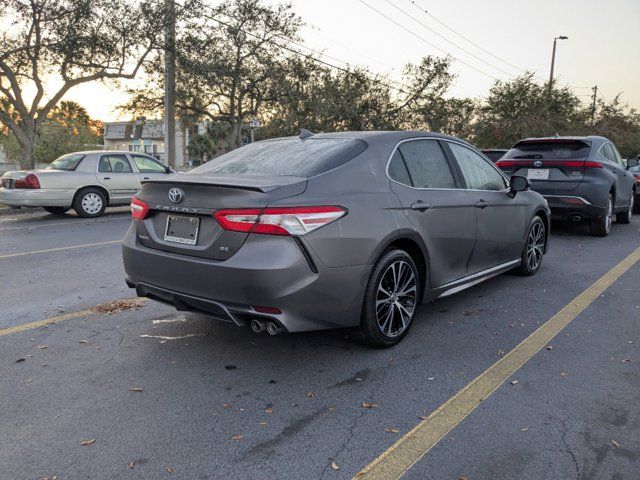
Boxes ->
[164,215,200,246]
[527,168,549,180]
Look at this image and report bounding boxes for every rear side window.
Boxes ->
[189,138,367,177]
[505,140,591,160]
[388,151,412,185]
[99,154,133,173]
[449,143,507,191]
[396,140,456,189]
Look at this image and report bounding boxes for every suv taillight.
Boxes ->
[130,196,149,220]
[214,206,347,236]
[14,174,40,189]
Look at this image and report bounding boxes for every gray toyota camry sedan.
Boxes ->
[122,131,550,347]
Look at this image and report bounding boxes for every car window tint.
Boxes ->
[99,154,133,173]
[610,144,624,165]
[388,150,412,186]
[397,140,456,189]
[505,141,590,160]
[602,144,616,162]
[46,153,85,171]
[449,142,507,191]
[131,154,167,173]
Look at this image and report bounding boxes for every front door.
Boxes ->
[445,141,526,274]
[96,153,140,204]
[388,139,477,288]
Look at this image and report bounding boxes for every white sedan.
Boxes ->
[0,151,174,217]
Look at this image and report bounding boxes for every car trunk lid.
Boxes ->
[133,174,307,261]
[497,139,594,193]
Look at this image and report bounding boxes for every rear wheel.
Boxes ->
[516,216,546,276]
[357,249,419,348]
[43,207,69,215]
[616,191,634,224]
[73,188,107,218]
[590,194,613,237]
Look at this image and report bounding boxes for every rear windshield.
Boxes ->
[46,153,85,171]
[504,141,591,160]
[188,137,367,177]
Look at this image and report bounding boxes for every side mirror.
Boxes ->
[626,157,638,169]
[165,166,172,174]
[509,175,530,198]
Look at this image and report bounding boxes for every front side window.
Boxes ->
[396,140,456,189]
[449,142,507,191]
[99,154,133,173]
[131,154,167,174]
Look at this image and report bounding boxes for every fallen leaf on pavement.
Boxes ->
[128,462,135,469]
[331,462,340,470]
[510,380,519,385]
[129,387,143,392]
[307,392,315,398]
[546,345,553,351]
[232,435,244,440]
[166,466,175,474]
[15,358,26,363]
[612,440,620,448]
[362,402,378,409]
[78,340,87,344]
[81,439,96,446]
[222,403,232,408]
[385,428,400,433]
[36,345,47,349]
[264,407,273,413]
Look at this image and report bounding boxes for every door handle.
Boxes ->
[410,201,432,211]
[475,200,489,209]
[103,177,111,180]
[142,176,150,180]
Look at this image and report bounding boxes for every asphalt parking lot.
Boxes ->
[1,208,639,479]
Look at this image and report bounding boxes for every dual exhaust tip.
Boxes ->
[251,319,283,335]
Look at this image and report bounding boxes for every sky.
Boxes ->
[61,0,640,121]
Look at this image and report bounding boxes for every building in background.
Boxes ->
[103,118,188,168]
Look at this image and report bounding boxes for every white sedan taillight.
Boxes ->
[214,206,346,236]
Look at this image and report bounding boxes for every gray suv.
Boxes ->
[122,131,550,347]
[497,136,638,236]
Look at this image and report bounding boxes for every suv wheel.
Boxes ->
[74,188,107,218]
[616,191,634,224]
[517,216,546,276]
[590,194,613,237]
[357,249,420,348]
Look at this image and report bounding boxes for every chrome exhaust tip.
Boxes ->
[570,215,582,222]
[266,322,283,335]
[251,319,266,333]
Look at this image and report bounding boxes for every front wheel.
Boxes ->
[73,188,107,218]
[516,216,546,276]
[357,249,420,348]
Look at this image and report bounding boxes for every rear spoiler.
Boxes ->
[142,174,307,193]
[513,138,591,148]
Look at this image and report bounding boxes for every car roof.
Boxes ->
[271,130,477,148]
[516,135,609,145]
[65,150,153,156]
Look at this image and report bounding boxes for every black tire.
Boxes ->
[590,194,613,237]
[73,187,107,218]
[516,216,546,276]
[357,249,420,348]
[616,190,634,224]
[43,207,69,215]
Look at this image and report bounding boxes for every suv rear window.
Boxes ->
[504,140,591,160]
[188,137,367,177]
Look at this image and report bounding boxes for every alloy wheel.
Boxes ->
[375,260,417,337]
[605,196,613,233]
[81,193,103,215]
[526,221,545,271]
[629,194,634,219]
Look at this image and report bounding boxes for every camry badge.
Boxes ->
[168,187,184,204]
[533,160,543,167]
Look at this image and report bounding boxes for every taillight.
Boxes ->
[14,174,40,189]
[495,160,518,167]
[130,196,149,220]
[214,206,346,236]
[496,160,602,169]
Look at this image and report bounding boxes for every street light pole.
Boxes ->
[549,35,568,85]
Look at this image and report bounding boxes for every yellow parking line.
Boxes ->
[355,245,640,480]
[0,297,148,337]
[0,239,122,259]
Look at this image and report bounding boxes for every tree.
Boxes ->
[127,0,302,149]
[0,0,166,168]
[591,96,640,158]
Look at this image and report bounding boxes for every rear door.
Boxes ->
[388,139,476,288]
[97,153,140,203]
[497,140,592,194]
[446,141,526,273]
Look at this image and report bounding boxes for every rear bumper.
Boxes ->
[0,187,74,207]
[543,195,606,221]
[122,225,371,332]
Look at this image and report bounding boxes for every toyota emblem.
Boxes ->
[168,187,184,204]
[533,160,543,167]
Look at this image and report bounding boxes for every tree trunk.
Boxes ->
[20,127,37,170]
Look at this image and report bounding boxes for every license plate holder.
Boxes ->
[164,215,200,246]
[527,168,550,180]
